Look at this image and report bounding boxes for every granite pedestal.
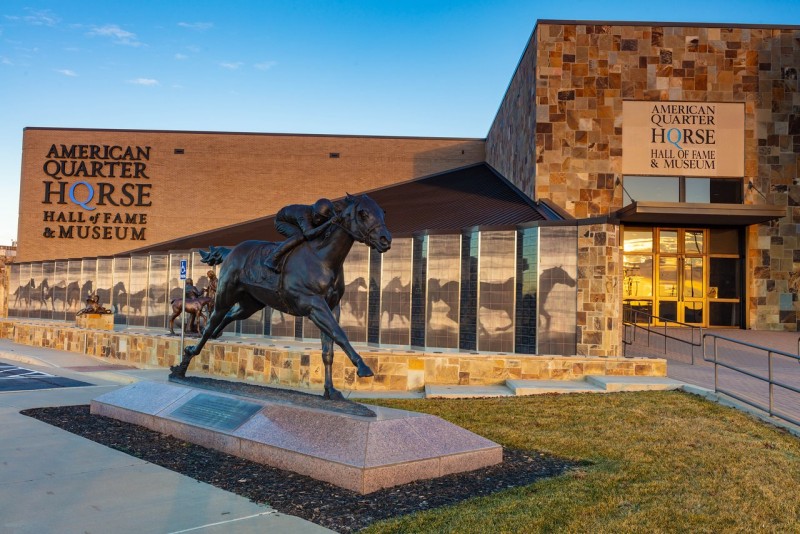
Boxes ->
[91,381,502,494]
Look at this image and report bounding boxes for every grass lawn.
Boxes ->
[362,391,800,533]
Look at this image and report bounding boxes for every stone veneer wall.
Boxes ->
[0,320,666,389]
[488,21,800,332]
[0,260,7,318]
[577,221,621,356]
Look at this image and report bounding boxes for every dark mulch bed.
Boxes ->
[22,405,577,533]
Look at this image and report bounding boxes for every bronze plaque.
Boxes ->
[170,393,262,431]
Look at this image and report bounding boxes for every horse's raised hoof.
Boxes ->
[356,362,374,378]
[323,387,346,401]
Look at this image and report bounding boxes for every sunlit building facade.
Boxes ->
[6,20,800,357]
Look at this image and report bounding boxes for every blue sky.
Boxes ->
[0,0,796,246]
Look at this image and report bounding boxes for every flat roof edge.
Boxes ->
[22,126,485,142]
[535,19,800,30]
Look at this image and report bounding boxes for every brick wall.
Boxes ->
[19,129,485,262]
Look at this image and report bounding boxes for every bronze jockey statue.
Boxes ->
[264,198,336,272]
[184,278,203,299]
[204,270,218,300]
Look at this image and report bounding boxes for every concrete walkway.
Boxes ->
[625,328,800,425]
[0,340,330,534]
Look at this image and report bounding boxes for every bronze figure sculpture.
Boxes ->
[263,198,336,272]
[169,194,392,400]
[204,270,218,300]
[168,277,214,335]
[76,292,112,315]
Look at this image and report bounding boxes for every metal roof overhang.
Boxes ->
[614,201,785,226]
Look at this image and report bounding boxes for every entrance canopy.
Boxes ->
[614,201,785,226]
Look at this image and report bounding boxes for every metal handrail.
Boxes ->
[704,332,800,427]
[622,306,703,364]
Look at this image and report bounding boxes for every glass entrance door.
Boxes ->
[655,229,705,325]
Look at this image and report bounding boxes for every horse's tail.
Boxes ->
[200,246,232,266]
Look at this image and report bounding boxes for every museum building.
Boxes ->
[6,20,800,360]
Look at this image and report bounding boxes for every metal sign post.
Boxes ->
[179,259,187,363]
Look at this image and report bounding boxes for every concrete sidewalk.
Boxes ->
[0,340,330,534]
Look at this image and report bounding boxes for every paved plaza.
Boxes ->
[0,340,329,534]
[625,327,800,425]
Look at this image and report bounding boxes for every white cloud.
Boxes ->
[254,61,277,71]
[177,22,213,31]
[88,24,142,47]
[5,9,60,26]
[128,78,159,86]
[1,57,13,66]
[55,69,77,77]
[219,61,243,70]
[175,53,188,60]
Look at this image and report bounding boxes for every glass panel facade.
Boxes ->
[53,261,68,321]
[515,227,538,354]
[459,231,479,351]
[241,309,267,336]
[29,263,43,318]
[684,230,704,255]
[659,230,678,254]
[270,309,295,338]
[380,238,412,346]
[96,258,113,313]
[623,176,679,205]
[478,231,516,353]
[66,260,82,321]
[168,254,186,305]
[7,225,589,355]
[8,263,20,316]
[426,234,460,349]
[623,228,653,253]
[624,176,742,205]
[302,316,321,340]
[685,178,743,203]
[41,262,55,320]
[80,259,97,307]
[147,254,168,329]
[411,236,427,348]
[537,226,578,355]
[340,243,369,343]
[710,302,741,327]
[16,263,30,318]
[112,257,130,325]
[710,228,740,254]
[623,255,653,298]
[128,256,148,327]
[709,258,740,299]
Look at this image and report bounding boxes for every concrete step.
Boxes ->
[506,379,605,395]
[424,384,515,398]
[586,375,685,392]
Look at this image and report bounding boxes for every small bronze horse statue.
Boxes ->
[170,194,392,400]
[169,296,214,335]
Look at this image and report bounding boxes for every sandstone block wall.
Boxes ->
[487,21,800,332]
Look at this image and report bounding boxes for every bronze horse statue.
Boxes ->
[168,296,214,335]
[170,194,392,400]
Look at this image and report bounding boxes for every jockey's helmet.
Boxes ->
[312,198,335,222]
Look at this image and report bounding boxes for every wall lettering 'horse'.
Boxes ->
[170,194,392,400]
